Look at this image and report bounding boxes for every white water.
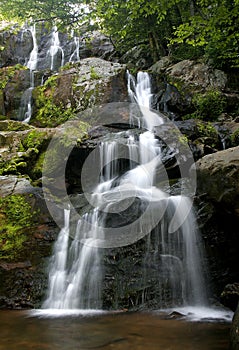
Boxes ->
[43,72,215,316]
[19,24,38,123]
[27,24,38,78]
[48,26,64,71]
[69,34,80,62]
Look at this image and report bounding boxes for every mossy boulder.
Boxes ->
[0,64,29,120]
[31,58,127,128]
[0,125,55,181]
[0,175,59,309]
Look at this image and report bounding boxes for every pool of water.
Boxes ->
[0,309,232,350]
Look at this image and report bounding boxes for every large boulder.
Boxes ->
[196,146,239,216]
[31,58,127,127]
[194,147,239,298]
[165,59,227,92]
[149,58,239,118]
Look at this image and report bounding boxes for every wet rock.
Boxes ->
[230,303,239,349]
[221,283,239,311]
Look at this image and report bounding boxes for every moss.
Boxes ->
[0,130,52,179]
[0,64,27,90]
[0,194,36,261]
[90,66,101,80]
[196,121,218,138]
[32,75,76,127]
[31,151,46,179]
[0,120,33,131]
[21,130,49,150]
[192,90,227,121]
[231,128,239,147]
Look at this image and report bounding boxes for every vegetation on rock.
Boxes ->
[0,194,36,261]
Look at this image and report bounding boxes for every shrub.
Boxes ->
[192,90,226,121]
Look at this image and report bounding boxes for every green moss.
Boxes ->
[231,128,239,147]
[21,130,49,150]
[0,64,27,89]
[90,66,101,80]
[196,121,218,138]
[31,151,46,179]
[32,76,76,127]
[192,90,226,121]
[0,194,35,261]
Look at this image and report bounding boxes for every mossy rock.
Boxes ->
[0,194,37,261]
[0,120,34,131]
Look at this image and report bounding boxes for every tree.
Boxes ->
[0,0,238,68]
[171,0,239,68]
[0,0,87,28]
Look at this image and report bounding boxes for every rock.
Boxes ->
[230,303,239,349]
[31,58,127,127]
[120,45,153,69]
[0,119,34,131]
[149,56,172,74]
[83,31,115,59]
[166,60,227,92]
[221,283,239,311]
[0,175,35,197]
[196,146,239,216]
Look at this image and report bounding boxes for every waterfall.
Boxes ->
[69,33,80,63]
[48,26,64,71]
[19,24,38,123]
[43,71,208,310]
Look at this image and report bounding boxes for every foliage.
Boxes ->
[231,128,239,146]
[1,0,238,68]
[0,194,34,261]
[0,0,88,29]
[171,0,239,68]
[196,121,218,139]
[191,90,227,121]
[21,130,49,150]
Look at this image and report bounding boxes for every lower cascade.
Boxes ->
[42,72,208,310]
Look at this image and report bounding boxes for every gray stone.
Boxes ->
[166,60,227,91]
[196,146,239,216]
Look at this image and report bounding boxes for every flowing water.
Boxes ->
[48,26,65,71]
[19,24,38,123]
[43,72,210,311]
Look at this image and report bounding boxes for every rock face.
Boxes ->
[0,24,115,69]
[0,57,127,125]
[194,148,239,301]
[196,146,239,216]
[150,57,239,118]
[230,303,239,349]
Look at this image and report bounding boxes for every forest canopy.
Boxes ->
[0,0,238,69]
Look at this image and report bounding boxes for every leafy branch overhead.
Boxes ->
[0,0,238,68]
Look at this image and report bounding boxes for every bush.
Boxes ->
[192,90,226,121]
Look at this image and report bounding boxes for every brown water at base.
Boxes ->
[0,310,231,350]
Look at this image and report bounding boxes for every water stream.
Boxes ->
[42,71,212,314]
[48,26,65,71]
[19,24,38,123]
